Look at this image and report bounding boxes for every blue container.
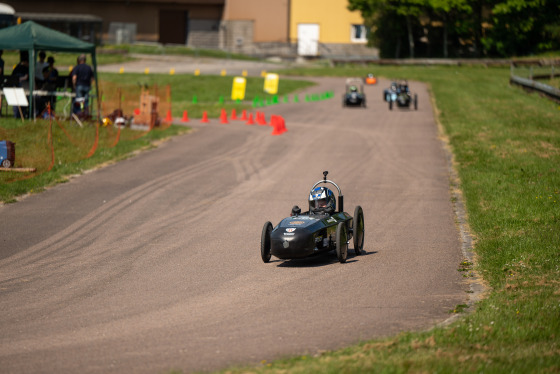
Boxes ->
[0,140,15,168]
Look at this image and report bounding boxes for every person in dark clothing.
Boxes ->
[0,50,4,112]
[37,56,59,116]
[11,57,29,118]
[0,50,4,79]
[70,54,93,115]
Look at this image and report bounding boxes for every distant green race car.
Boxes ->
[342,78,367,108]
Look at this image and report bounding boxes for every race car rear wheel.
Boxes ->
[261,221,273,263]
[353,206,364,255]
[335,222,348,263]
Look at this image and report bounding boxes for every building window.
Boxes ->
[351,24,367,43]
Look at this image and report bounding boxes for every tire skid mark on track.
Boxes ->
[0,76,467,374]
[1,129,269,274]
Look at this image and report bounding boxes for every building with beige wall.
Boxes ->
[290,0,370,57]
[2,0,376,58]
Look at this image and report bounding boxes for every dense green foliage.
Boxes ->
[348,0,560,58]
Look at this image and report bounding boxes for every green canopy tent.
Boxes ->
[0,20,99,119]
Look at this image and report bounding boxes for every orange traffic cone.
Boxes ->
[220,108,229,124]
[241,109,248,120]
[165,110,172,122]
[246,113,255,125]
[201,111,210,123]
[271,115,281,135]
[231,108,238,120]
[182,110,189,122]
[271,115,287,135]
[258,112,267,125]
[278,115,287,134]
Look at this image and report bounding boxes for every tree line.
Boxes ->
[347,0,560,58]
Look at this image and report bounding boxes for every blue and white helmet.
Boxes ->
[309,187,336,214]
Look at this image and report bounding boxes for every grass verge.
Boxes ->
[100,43,259,61]
[97,73,315,119]
[0,120,189,203]
[205,65,559,372]
[0,73,315,203]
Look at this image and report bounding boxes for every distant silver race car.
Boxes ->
[384,80,418,110]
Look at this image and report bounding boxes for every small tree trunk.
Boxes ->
[406,15,415,58]
[443,15,448,58]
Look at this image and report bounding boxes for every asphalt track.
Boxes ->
[0,60,468,373]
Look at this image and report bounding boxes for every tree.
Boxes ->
[483,0,560,56]
[348,0,560,58]
[427,0,472,57]
[349,0,427,58]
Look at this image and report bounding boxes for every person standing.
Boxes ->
[38,56,59,116]
[70,54,93,115]
[35,51,48,87]
[0,50,4,114]
[0,50,4,79]
[11,56,29,118]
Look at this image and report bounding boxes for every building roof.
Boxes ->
[0,20,95,52]
[16,12,102,23]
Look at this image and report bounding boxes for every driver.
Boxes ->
[309,187,336,214]
[350,85,358,93]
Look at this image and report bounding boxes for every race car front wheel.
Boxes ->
[335,222,348,263]
[261,221,273,263]
[353,206,364,255]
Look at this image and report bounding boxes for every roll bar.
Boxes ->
[309,171,344,212]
